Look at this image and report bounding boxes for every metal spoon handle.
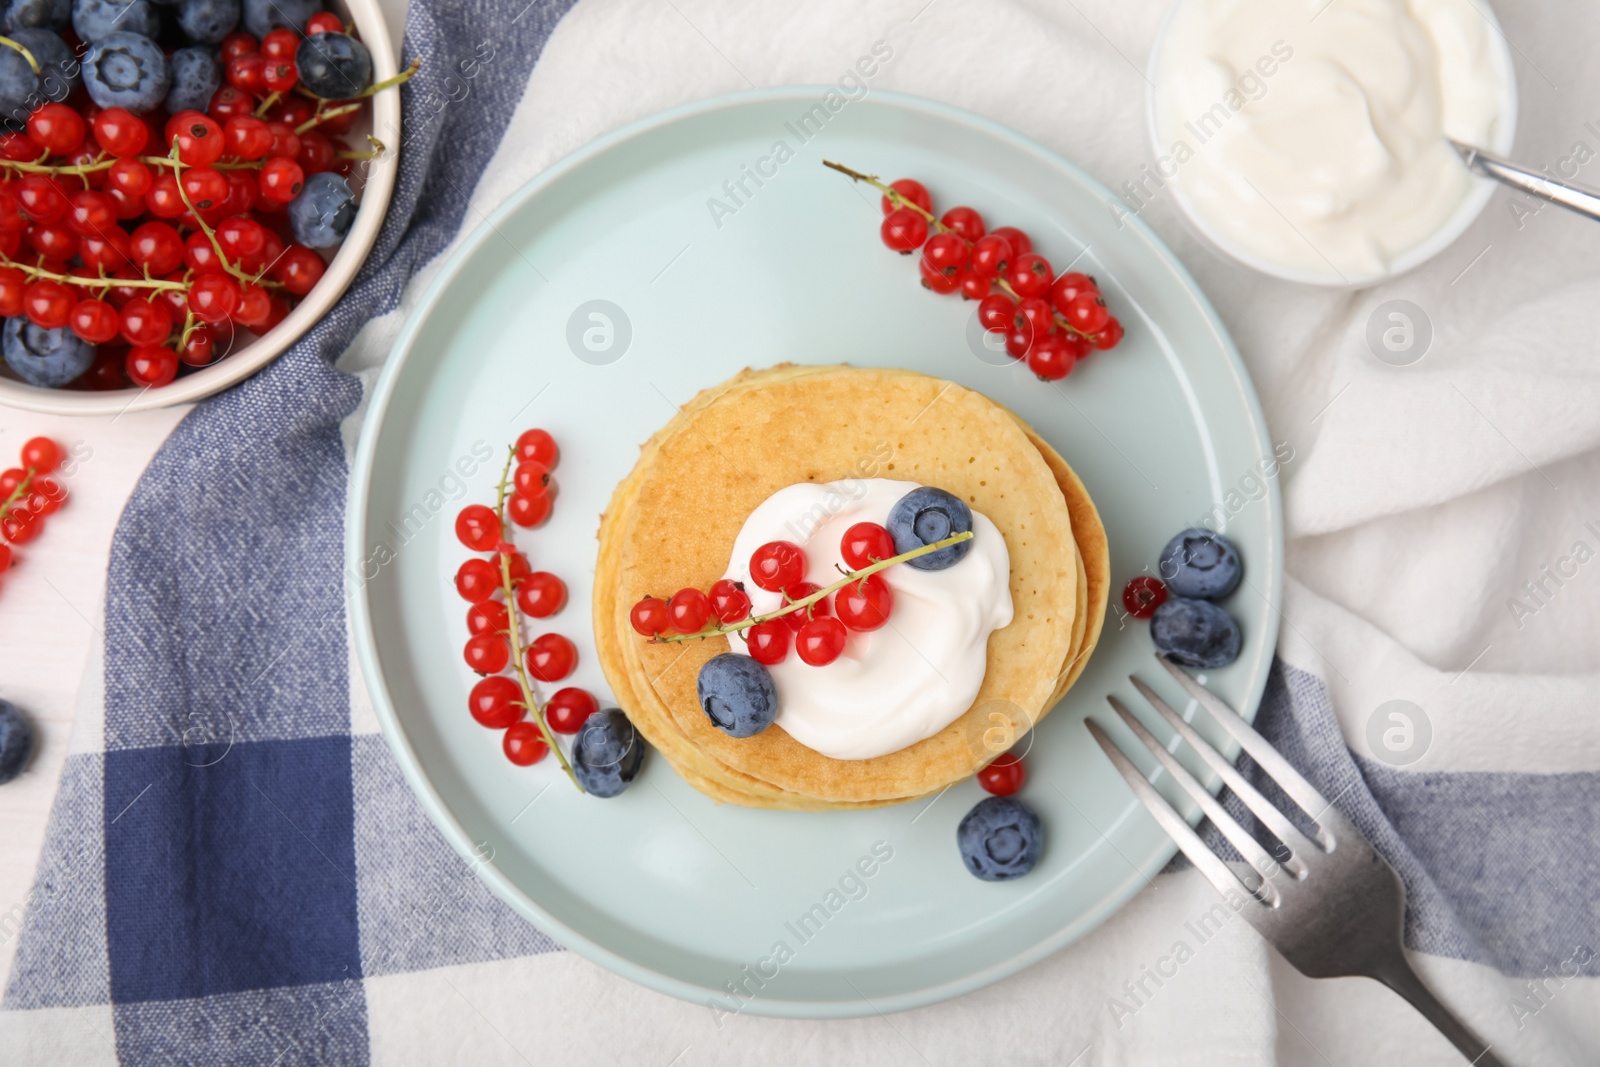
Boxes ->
[1451,139,1600,223]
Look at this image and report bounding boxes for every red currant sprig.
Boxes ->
[823,160,1125,380]
[0,436,68,583]
[451,429,593,788]
[631,522,968,667]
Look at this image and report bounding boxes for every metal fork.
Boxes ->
[1086,654,1504,1066]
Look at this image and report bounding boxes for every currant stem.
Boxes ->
[0,256,188,291]
[653,530,975,644]
[254,90,282,118]
[0,35,39,74]
[494,446,583,792]
[295,101,359,135]
[0,465,35,524]
[822,159,1095,341]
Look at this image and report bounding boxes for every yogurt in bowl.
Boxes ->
[1147,0,1516,287]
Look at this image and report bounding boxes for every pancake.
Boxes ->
[594,365,1104,807]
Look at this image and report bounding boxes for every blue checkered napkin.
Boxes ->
[1,0,572,1062]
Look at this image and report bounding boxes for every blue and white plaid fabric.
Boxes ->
[3,0,1598,1062]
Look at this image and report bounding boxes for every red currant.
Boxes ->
[834,573,893,632]
[263,58,298,93]
[796,616,848,666]
[297,131,336,174]
[217,215,266,259]
[126,345,178,388]
[455,557,500,602]
[69,299,120,344]
[708,578,751,623]
[260,28,298,59]
[169,111,225,167]
[515,428,558,468]
[745,620,789,664]
[0,132,34,161]
[667,586,711,633]
[502,722,549,766]
[969,233,1013,278]
[545,687,598,734]
[1007,252,1053,299]
[976,293,1014,333]
[259,156,304,203]
[880,208,928,253]
[1122,576,1168,619]
[1026,333,1073,381]
[507,491,551,528]
[221,31,258,58]
[467,599,510,637]
[180,166,228,212]
[188,272,241,324]
[226,52,266,93]
[921,231,968,275]
[273,245,325,295]
[630,596,670,636]
[1050,271,1096,313]
[517,572,567,618]
[27,103,84,156]
[108,158,152,197]
[20,437,60,473]
[990,225,1032,255]
[178,327,216,367]
[265,121,301,160]
[29,221,77,260]
[956,268,990,300]
[1,510,39,544]
[977,752,1025,795]
[1089,317,1124,350]
[454,504,499,550]
[840,521,895,569]
[940,205,984,241]
[880,178,931,216]
[208,85,256,122]
[468,674,524,728]
[22,280,72,329]
[525,633,577,682]
[130,222,184,275]
[91,107,148,157]
[223,115,273,160]
[463,633,510,674]
[1064,291,1110,335]
[0,468,25,495]
[512,459,550,498]
[119,297,172,346]
[919,256,961,294]
[749,540,806,592]
[0,267,21,317]
[781,582,830,632]
[306,11,343,34]
[79,230,131,271]
[64,190,115,237]
[17,175,68,223]
[1015,297,1055,338]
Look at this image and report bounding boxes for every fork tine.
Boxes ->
[1107,697,1280,904]
[1129,675,1320,870]
[1085,718,1259,906]
[1155,655,1338,850]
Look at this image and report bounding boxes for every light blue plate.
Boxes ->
[348,88,1282,1019]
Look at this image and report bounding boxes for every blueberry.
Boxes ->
[886,486,973,570]
[1158,528,1243,600]
[3,318,94,387]
[287,171,356,249]
[0,699,33,785]
[81,31,168,111]
[72,0,158,41]
[696,653,779,739]
[957,796,1042,881]
[165,45,218,113]
[295,31,371,100]
[5,0,71,30]
[175,0,235,43]
[241,0,314,37]
[0,46,35,124]
[11,27,81,103]
[1150,597,1241,669]
[572,708,645,798]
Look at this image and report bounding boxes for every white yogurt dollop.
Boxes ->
[723,480,1012,761]
[1152,0,1511,281]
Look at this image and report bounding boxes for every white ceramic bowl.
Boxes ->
[0,0,400,414]
[1145,0,1518,289]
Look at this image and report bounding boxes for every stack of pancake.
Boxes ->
[593,365,1108,810]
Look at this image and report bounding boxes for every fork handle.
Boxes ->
[1374,958,1506,1066]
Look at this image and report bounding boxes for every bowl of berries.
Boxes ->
[0,0,406,414]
